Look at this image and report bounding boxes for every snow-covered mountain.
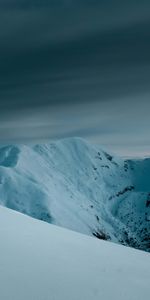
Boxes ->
[0,137,149,251]
[0,206,149,300]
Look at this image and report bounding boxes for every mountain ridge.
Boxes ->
[0,137,149,251]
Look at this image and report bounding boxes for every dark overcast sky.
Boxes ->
[0,0,150,156]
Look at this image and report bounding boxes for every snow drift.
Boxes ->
[0,206,149,300]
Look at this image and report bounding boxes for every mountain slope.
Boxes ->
[0,206,149,300]
[0,138,149,251]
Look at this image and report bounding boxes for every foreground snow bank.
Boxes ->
[0,206,149,300]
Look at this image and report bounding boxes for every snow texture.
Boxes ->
[0,206,149,300]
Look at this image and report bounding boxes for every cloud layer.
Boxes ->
[0,1,150,156]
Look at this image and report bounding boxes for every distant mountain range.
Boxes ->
[0,137,149,251]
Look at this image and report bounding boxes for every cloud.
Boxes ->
[0,1,150,156]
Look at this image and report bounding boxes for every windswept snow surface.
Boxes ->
[0,138,149,251]
[0,206,149,300]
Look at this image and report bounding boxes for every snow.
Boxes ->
[0,206,149,300]
[0,137,149,251]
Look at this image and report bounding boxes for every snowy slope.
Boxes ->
[0,206,149,300]
[0,138,149,251]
